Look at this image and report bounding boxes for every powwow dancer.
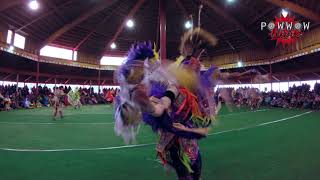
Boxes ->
[52,86,65,120]
[114,37,262,179]
[68,88,81,109]
[114,4,265,177]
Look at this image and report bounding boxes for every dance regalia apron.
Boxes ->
[143,81,216,173]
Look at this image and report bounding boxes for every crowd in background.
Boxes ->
[217,83,320,110]
[262,83,320,109]
[1,83,320,111]
[0,84,119,111]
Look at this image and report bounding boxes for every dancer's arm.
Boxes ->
[131,84,178,116]
[149,86,179,117]
[173,123,210,136]
[219,69,257,80]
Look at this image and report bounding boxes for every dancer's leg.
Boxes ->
[168,144,192,179]
[53,105,58,120]
[191,152,202,180]
[59,104,64,119]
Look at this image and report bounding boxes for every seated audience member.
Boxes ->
[23,97,32,109]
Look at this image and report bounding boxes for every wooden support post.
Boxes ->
[159,0,167,63]
[36,53,40,95]
[16,74,19,91]
[270,63,273,92]
[98,69,101,94]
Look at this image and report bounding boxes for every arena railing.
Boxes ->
[0,41,118,71]
[203,27,320,69]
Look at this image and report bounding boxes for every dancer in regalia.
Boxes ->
[52,86,65,120]
[114,36,262,179]
[68,88,81,109]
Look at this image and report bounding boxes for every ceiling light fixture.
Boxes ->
[29,0,39,10]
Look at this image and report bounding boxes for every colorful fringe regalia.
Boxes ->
[114,38,221,179]
[113,13,267,177]
[67,88,81,108]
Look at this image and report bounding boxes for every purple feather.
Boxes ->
[124,41,154,65]
[142,81,205,139]
[200,66,218,88]
[149,81,167,98]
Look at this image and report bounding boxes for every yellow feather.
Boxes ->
[167,64,198,91]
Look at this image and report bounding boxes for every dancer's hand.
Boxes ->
[173,123,189,132]
[150,96,161,104]
[174,123,210,136]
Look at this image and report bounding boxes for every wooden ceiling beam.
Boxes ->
[2,73,14,81]
[101,80,106,86]
[72,0,126,51]
[0,14,45,39]
[265,0,320,22]
[40,0,119,49]
[292,74,301,80]
[0,13,24,27]
[312,72,320,78]
[24,75,33,82]
[64,79,71,84]
[201,0,263,46]
[16,0,73,33]
[102,0,146,57]
[248,6,276,25]
[0,0,22,12]
[175,0,189,17]
[45,77,54,83]
[45,0,70,24]
[272,75,280,81]
[258,66,269,73]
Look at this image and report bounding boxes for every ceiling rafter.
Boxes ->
[175,0,189,17]
[312,72,320,78]
[73,0,128,51]
[16,0,74,33]
[3,73,14,81]
[201,0,264,46]
[24,75,33,82]
[265,0,320,22]
[248,6,276,25]
[45,0,70,24]
[0,0,23,12]
[40,0,119,49]
[101,0,146,57]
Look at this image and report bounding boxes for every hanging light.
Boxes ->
[29,0,39,10]
[110,42,117,49]
[184,21,193,29]
[126,19,135,28]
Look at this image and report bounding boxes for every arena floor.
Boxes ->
[0,105,319,180]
